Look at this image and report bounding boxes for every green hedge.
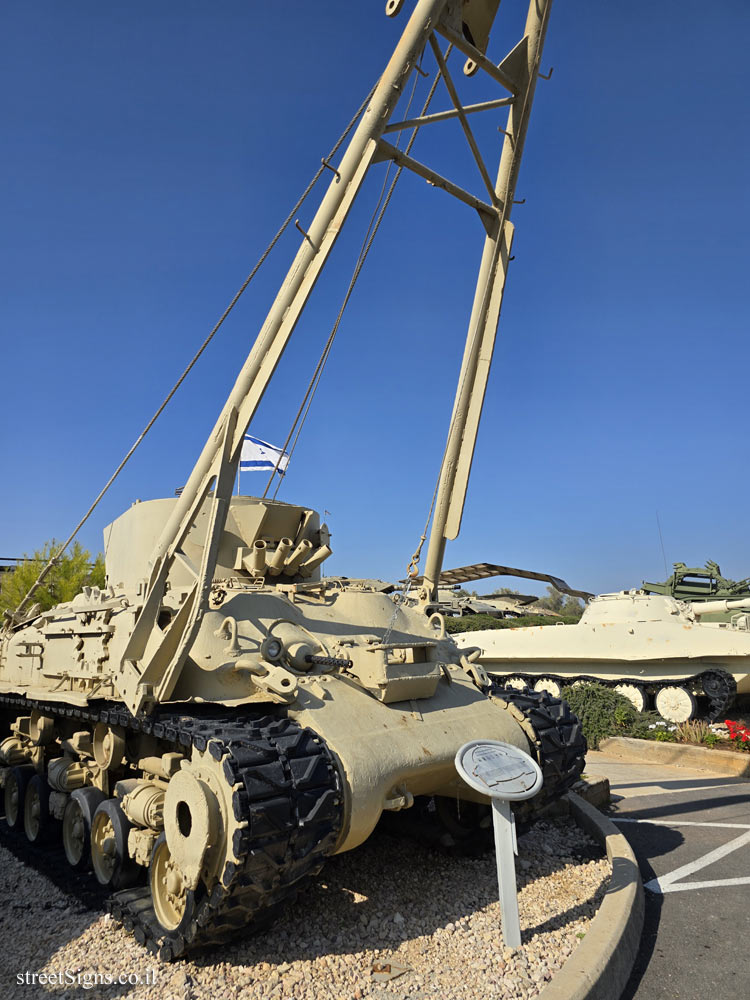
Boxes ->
[445,613,580,634]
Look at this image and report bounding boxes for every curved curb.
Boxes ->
[536,792,644,1000]
[599,735,750,779]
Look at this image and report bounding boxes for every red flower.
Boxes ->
[724,720,750,746]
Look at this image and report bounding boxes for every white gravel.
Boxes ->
[0,817,610,1000]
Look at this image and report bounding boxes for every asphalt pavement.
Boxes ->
[585,751,750,999]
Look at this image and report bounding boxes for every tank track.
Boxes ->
[0,695,342,960]
[488,685,586,820]
[490,667,737,720]
[699,668,737,719]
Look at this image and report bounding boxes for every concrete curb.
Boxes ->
[575,776,611,810]
[599,736,750,778]
[537,792,644,1000]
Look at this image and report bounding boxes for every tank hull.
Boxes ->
[0,565,586,955]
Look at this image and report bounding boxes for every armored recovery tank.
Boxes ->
[459,590,750,723]
[0,0,584,960]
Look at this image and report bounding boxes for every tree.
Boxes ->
[535,584,584,620]
[0,541,105,617]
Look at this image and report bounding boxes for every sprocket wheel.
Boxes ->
[699,668,736,719]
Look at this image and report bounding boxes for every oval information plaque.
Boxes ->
[455,740,543,800]
[455,740,543,948]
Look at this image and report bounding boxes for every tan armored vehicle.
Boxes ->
[0,0,583,960]
[405,561,592,619]
[460,590,750,723]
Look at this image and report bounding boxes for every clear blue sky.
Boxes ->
[1,1,748,597]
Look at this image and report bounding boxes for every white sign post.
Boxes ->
[455,740,543,949]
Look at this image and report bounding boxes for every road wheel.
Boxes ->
[90,798,140,889]
[655,685,696,723]
[534,677,562,698]
[432,796,492,855]
[23,774,54,843]
[62,787,105,870]
[503,675,529,691]
[4,764,36,832]
[149,833,198,936]
[615,684,647,713]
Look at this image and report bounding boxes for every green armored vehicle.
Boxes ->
[0,0,583,960]
[643,561,750,622]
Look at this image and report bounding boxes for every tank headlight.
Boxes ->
[262,637,283,661]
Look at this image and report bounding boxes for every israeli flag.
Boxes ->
[240,434,289,473]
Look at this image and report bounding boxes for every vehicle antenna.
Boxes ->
[656,510,669,578]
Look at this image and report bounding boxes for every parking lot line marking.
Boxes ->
[650,877,750,892]
[641,828,750,894]
[611,782,742,795]
[615,819,750,830]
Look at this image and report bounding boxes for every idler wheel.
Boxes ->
[149,833,198,936]
[90,798,140,889]
[62,787,106,870]
[655,685,697,724]
[23,774,55,844]
[3,764,36,832]
[163,767,219,891]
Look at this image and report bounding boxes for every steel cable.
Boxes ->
[264,52,448,503]
[8,81,378,623]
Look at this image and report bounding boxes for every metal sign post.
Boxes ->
[455,740,543,949]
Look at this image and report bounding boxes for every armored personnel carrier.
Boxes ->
[643,561,750,621]
[459,590,750,723]
[0,0,584,960]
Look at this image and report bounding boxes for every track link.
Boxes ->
[0,696,343,960]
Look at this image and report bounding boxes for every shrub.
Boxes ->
[676,720,720,746]
[652,730,677,742]
[445,613,580,635]
[560,682,654,750]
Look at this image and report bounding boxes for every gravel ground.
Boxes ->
[0,817,610,1000]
